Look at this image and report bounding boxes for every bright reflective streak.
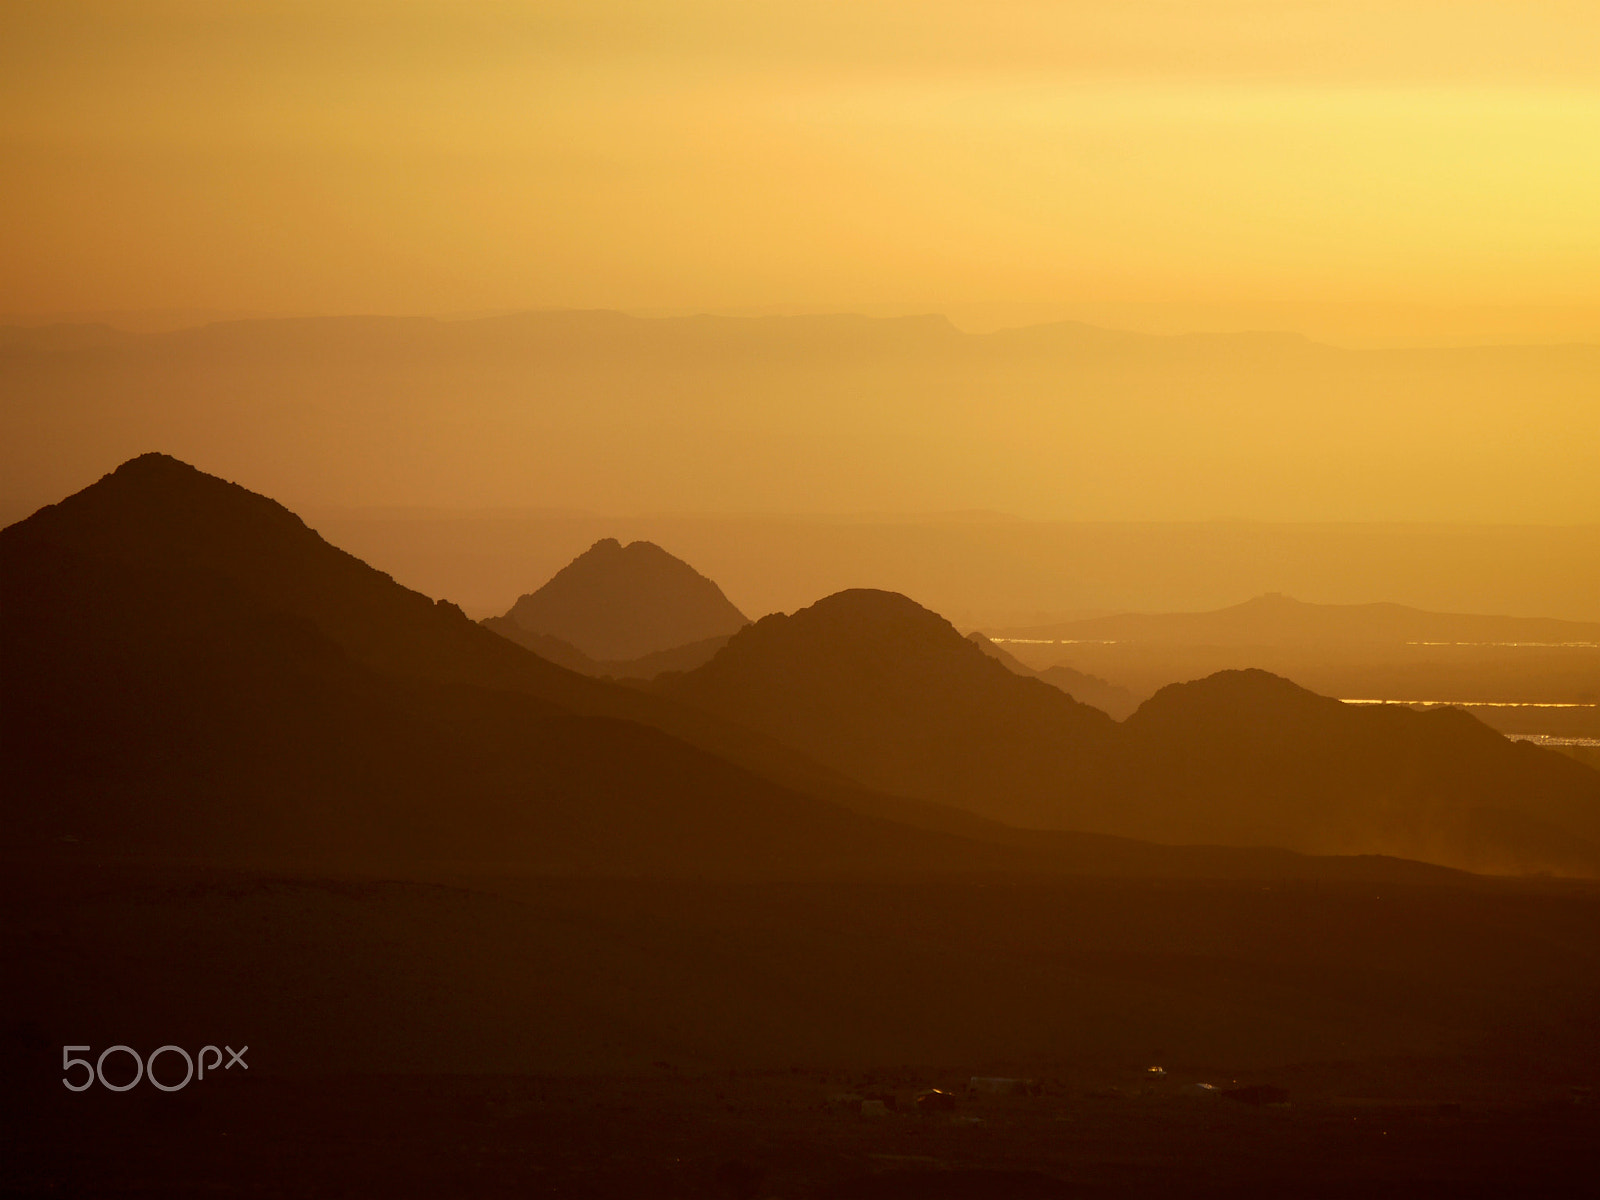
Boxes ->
[1341,699,1597,708]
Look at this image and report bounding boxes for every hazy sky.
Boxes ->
[4,2,1598,322]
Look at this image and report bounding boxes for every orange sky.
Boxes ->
[3,2,1598,331]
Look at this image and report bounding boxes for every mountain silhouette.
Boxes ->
[0,456,1025,874]
[8,455,1595,879]
[0,455,888,810]
[496,537,748,662]
[1117,669,1600,872]
[664,592,1600,874]
[661,590,1122,828]
[7,455,1456,883]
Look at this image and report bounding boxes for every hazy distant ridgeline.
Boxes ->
[978,595,1600,745]
[300,507,1600,631]
[991,593,1600,648]
[2,311,1597,531]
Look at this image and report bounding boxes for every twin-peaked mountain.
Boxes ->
[504,537,747,660]
[483,537,746,675]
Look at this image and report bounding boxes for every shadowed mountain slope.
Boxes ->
[661,590,1122,827]
[1117,670,1600,872]
[664,595,1600,875]
[482,620,732,681]
[498,537,748,662]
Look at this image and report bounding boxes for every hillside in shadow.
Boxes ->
[662,592,1600,875]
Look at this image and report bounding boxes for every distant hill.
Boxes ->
[662,590,1121,825]
[665,592,1600,874]
[991,592,1600,647]
[967,631,1140,719]
[496,537,748,662]
[1117,669,1600,873]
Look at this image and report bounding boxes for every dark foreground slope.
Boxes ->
[664,592,1600,875]
[5,864,1600,1197]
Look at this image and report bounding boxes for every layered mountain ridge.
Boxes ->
[5,453,1597,880]
[661,590,1600,874]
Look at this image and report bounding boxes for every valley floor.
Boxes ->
[5,1063,1598,1198]
[6,863,1600,1196]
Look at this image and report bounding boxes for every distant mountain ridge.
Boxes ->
[967,631,1140,718]
[990,592,1600,647]
[495,537,748,662]
[6,308,1598,535]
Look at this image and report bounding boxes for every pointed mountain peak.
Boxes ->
[4,453,314,560]
[502,537,747,662]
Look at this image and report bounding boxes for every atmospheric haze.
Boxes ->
[6,5,1600,1197]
